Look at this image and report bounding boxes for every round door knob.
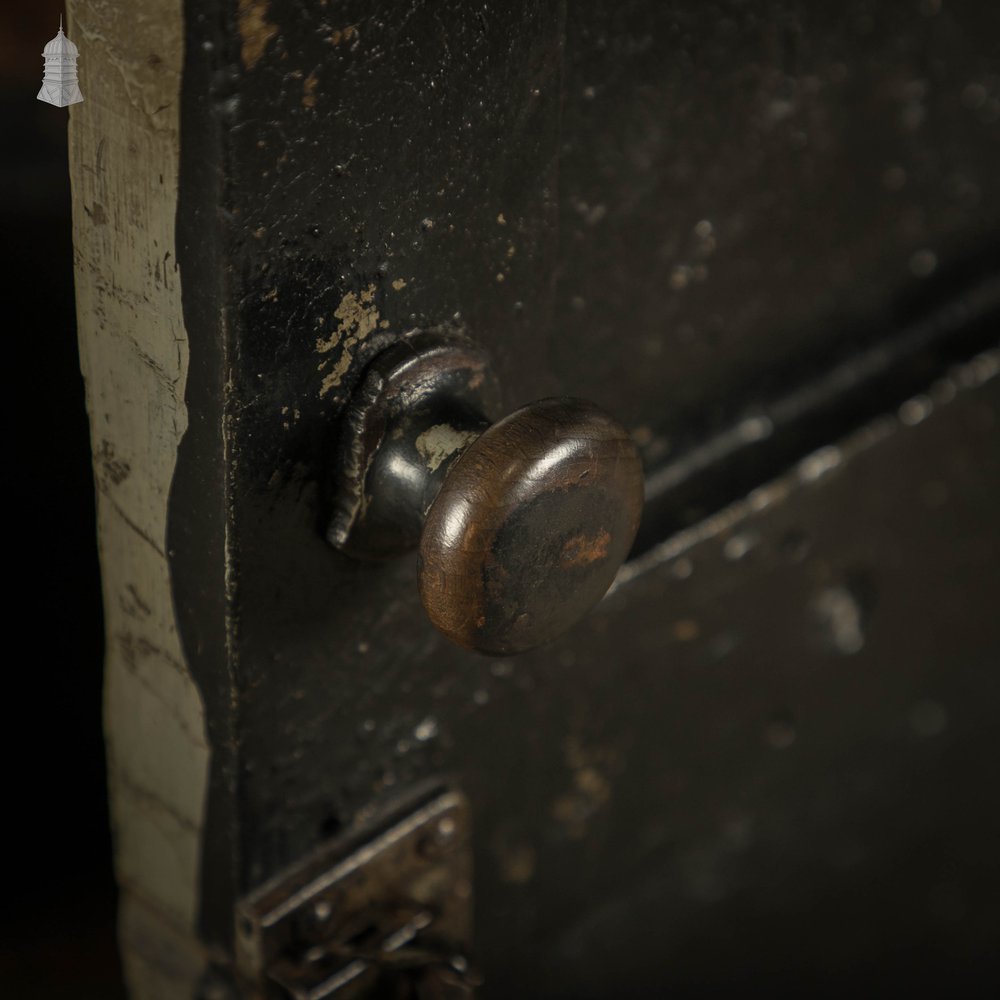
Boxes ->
[327,332,644,655]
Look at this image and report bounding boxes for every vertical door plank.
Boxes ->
[67,2,209,997]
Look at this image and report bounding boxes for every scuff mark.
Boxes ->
[316,284,379,396]
[560,529,611,567]
[97,439,132,486]
[121,583,153,620]
[237,0,278,70]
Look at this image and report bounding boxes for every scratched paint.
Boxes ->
[327,24,359,47]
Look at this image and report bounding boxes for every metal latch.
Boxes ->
[235,786,475,999]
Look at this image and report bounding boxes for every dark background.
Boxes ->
[0,3,125,996]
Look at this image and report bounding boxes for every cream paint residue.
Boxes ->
[316,284,380,397]
[415,424,479,472]
[237,0,278,70]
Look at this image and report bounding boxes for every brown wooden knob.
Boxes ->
[418,398,644,654]
[327,333,644,655]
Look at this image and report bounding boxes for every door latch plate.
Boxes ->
[235,786,473,999]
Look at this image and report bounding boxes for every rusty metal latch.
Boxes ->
[235,787,476,999]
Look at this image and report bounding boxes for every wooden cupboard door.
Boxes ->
[68,0,1000,996]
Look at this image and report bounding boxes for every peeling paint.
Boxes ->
[327,24,359,46]
[237,0,278,71]
[415,423,479,472]
[316,284,379,396]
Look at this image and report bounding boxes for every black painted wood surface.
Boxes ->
[167,2,1000,995]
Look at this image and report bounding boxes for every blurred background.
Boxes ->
[0,3,124,996]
